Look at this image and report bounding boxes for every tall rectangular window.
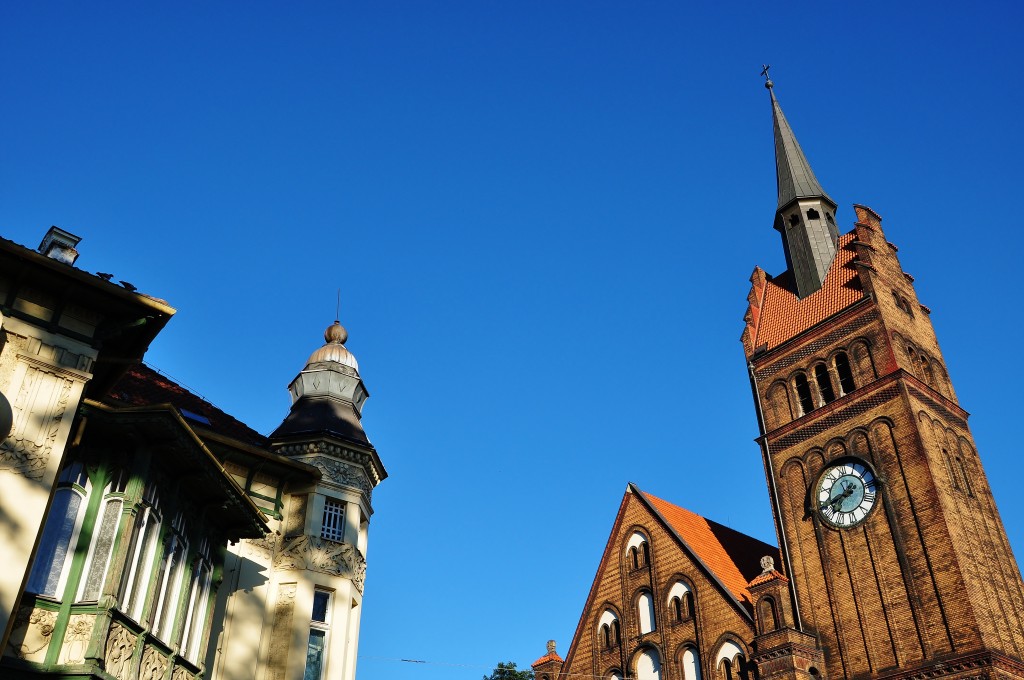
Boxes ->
[321,499,345,542]
[304,589,332,680]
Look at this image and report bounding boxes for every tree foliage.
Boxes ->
[483,661,534,680]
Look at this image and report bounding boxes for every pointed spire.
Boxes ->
[767,79,833,211]
[761,71,840,299]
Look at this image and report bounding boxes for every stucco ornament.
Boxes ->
[140,645,169,680]
[241,531,280,560]
[307,455,372,494]
[8,607,57,660]
[60,614,94,664]
[104,623,136,680]
[274,535,367,592]
[0,368,73,480]
[172,666,193,680]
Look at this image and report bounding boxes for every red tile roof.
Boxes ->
[747,569,788,588]
[107,364,268,447]
[531,652,564,667]
[641,490,777,607]
[748,232,864,352]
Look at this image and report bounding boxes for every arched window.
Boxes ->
[636,648,662,680]
[26,461,91,598]
[834,352,855,395]
[120,482,162,621]
[609,671,624,680]
[793,373,814,415]
[638,591,656,634]
[758,597,778,632]
[667,582,692,622]
[806,208,820,220]
[626,532,649,570]
[599,610,620,649]
[814,363,835,404]
[716,642,746,680]
[682,647,702,680]
[78,469,129,602]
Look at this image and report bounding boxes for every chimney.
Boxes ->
[38,226,82,265]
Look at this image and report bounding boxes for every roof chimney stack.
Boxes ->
[38,226,81,265]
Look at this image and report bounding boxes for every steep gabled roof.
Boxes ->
[638,488,777,609]
[559,485,777,677]
[743,231,865,354]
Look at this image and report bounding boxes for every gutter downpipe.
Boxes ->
[748,360,804,632]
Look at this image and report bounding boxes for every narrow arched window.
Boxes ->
[834,352,855,395]
[638,591,656,634]
[612,620,621,645]
[640,542,650,567]
[671,596,682,621]
[794,373,814,415]
[26,461,91,598]
[630,546,640,570]
[814,364,835,404]
[723,659,733,680]
[78,469,129,602]
[758,597,778,632]
[683,591,694,619]
[636,648,662,680]
[602,624,612,649]
[682,647,703,680]
[120,482,162,621]
[920,354,934,385]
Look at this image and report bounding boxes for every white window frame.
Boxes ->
[321,498,345,542]
[305,588,333,680]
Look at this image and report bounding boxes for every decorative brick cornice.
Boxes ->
[768,381,901,452]
[756,307,878,379]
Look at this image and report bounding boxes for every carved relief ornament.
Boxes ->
[273,535,367,592]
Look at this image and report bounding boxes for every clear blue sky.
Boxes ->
[2,2,1023,678]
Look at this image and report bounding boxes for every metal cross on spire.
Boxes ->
[760,64,773,88]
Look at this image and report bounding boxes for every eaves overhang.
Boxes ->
[79,399,268,540]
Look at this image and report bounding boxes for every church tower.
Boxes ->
[742,76,1024,680]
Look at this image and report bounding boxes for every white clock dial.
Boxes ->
[816,460,878,528]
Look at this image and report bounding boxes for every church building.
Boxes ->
[0,228,386,680]
[535,78,1024,680]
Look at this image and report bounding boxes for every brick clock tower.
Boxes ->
[742,75,1024,680]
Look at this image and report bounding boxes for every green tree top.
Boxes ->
[483,661,534,680]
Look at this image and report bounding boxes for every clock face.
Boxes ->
[816,460,878,528]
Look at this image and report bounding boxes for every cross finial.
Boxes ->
[760,64,773,89]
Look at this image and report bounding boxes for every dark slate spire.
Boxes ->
[770,85,833,210]
[764,72,839,299]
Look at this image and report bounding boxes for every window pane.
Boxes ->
[81,499,122,600]
[321,499,345,542]
[304,629,327,680]
[312,590,330,623]
[27,489,82,596]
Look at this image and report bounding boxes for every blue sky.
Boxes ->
[3,2,1024,678]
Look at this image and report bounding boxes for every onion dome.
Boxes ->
[306,321,359,371]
